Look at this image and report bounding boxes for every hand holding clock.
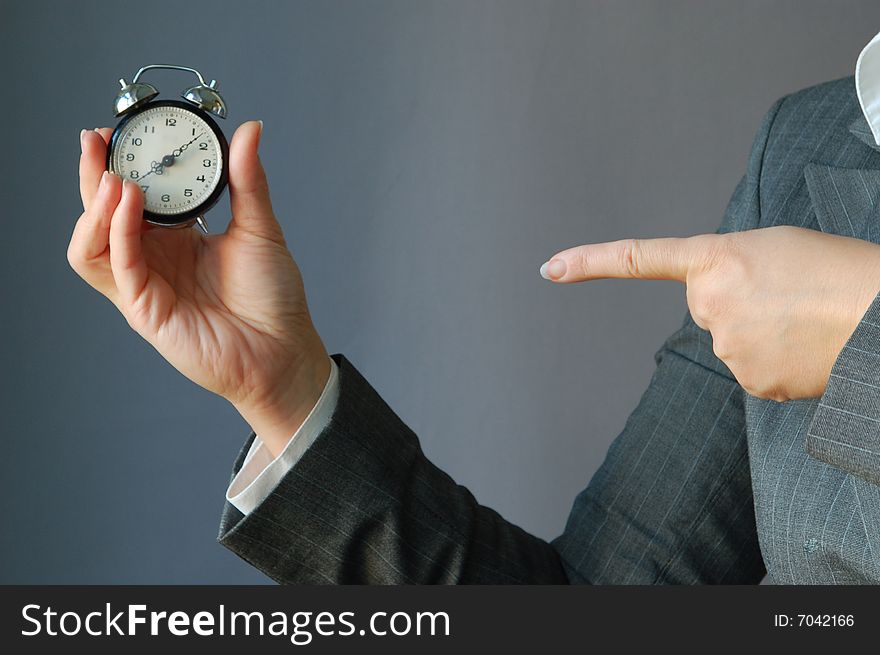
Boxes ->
[69,122,330,456]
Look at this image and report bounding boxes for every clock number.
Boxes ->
[130,170,139,179]
[184,189,193,197]
[165,118,177,127]
[198,142,208,150]
[131,137,143,146]
[161,194,171,202]
[144,125,154,133]
[126,153,135,161]
[196,175,206,182]
[202,159,212,167]
[140,185,150,194]
[192,128,197,136]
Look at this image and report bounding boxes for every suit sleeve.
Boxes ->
[218,353,568,584]
[807,291,880,487]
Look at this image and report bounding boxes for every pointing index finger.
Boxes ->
[541,236,702,283]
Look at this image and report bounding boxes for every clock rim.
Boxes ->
[107,99,229,227]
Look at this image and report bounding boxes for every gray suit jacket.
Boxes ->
[219,76,880,584]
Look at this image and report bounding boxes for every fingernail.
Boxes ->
[80,129,87,153]
[540,259,567,280]
[98,170,110,191]
[257,119,264,133]
[123,178,142,196]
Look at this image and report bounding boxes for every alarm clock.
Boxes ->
[108,64,230,234]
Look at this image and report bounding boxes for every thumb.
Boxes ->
[540,236,701,283]
[227,120,285,243]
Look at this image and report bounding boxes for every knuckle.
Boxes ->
[620,238,640,277]
[740,377,788,403]
[123,295,151,331]
[66,244,86,275]
[689,287,723,324]
[710,334,730,361]
[578,248,591,278]
[738,375,761,398]
[758,389,787,403]
[66,244,80,270]
[743,385,763,399]
[763,380,790,402]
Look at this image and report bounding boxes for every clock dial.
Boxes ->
[109,104,224,217]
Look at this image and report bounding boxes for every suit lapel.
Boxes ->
[804,163,880,240]
[803,114,880,241]
[848,113,880,152]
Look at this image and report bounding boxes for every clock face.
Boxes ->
[109,102,226,222]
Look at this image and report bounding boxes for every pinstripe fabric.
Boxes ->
[219,355,567,584]
[220,77,880,584]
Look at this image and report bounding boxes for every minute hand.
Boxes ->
[171,132,205,158]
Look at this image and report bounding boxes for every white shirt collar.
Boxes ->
[856,30,880,145]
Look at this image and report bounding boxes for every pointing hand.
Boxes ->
[541,226,880,401]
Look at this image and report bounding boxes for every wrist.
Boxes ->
[232,348,332,458]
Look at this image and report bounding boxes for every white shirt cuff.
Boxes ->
[225,357,339,515]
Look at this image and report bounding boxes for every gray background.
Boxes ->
[1,0,878,583]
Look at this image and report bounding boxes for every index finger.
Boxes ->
[540,236,703,283]
[79,127,113,211]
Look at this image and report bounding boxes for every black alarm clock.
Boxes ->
[107,64,230,233]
